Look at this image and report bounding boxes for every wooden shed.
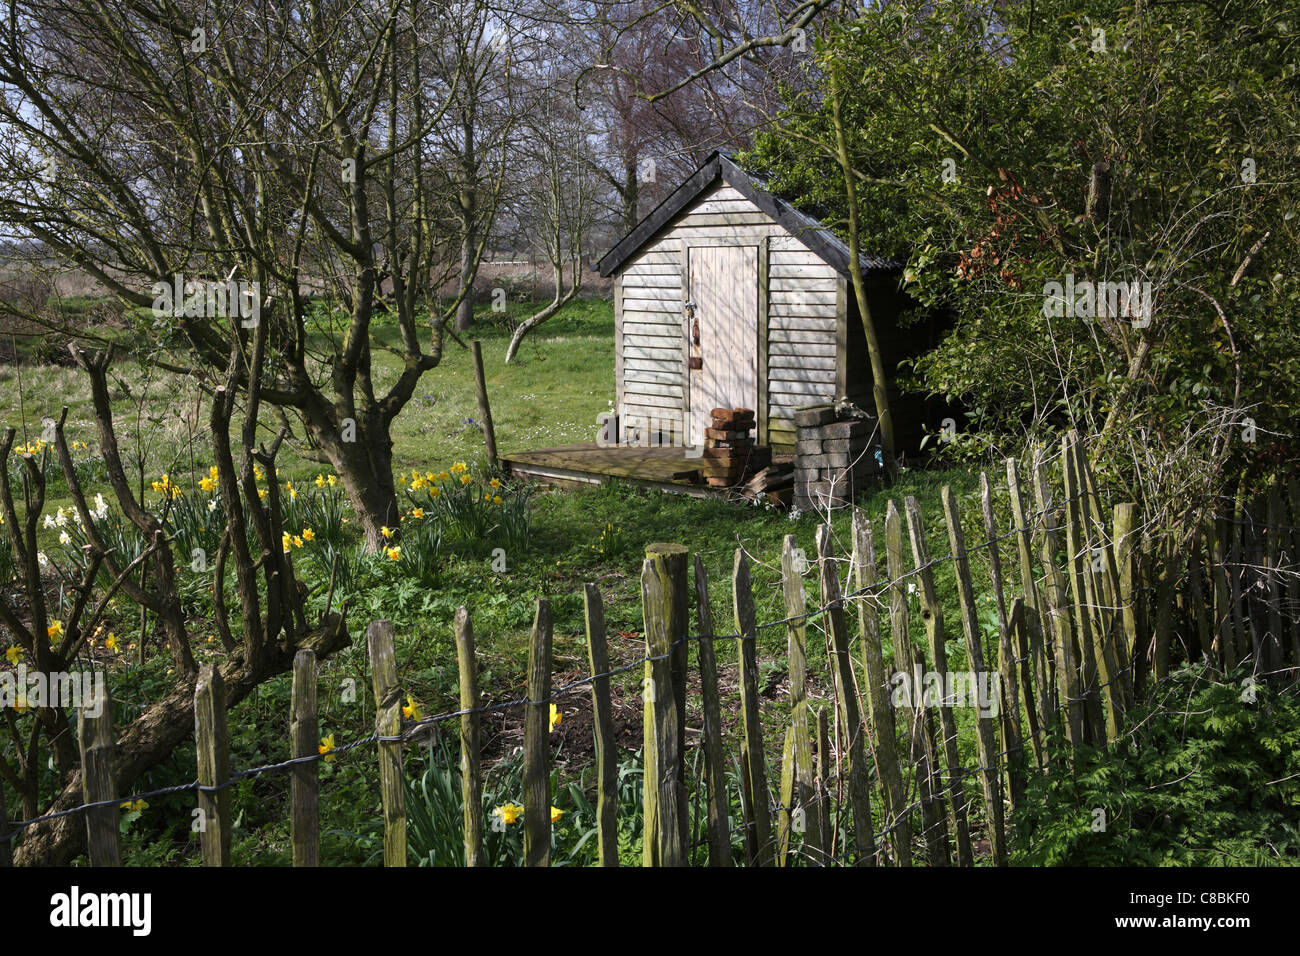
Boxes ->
[596,151,947,456]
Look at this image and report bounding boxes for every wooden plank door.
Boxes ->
[687,245,758,447]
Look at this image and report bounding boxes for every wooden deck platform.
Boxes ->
[501,442,718,495]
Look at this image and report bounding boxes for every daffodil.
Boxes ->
[282,532,292,553]
[47,621,63,643]
[438,471,450,481]
[386,546,401,561]
[494,803,524,825]
[292,535,304,548]
[4,645,21,665]
[380,526,394,539]
[492,495,503,505]
[302,528,315,541]
[460,474,472,485]
[549,703,562,732]
[119,799,148,813]
[319,734,336,762]
[315,474,325,488]
[402,695,423,721]
[551,806,564,823]
[489,478,501,489]
[410,508,423,519]
[199,476,215,492]
[105,633,120,653]
[258,488,268,501]
[429,487,442,498]
[327,474,337,487]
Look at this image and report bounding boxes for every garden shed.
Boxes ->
[596,151,950,456]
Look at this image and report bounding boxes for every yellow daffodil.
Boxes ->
[292,535,304,548]
[494,803,524,825]
[438,471,450,481]
[119,799,148,813]
[252,464,264,481]
[492,495,503,505]
[410,508,423,519]
[460,475,472,485]
[208,465,219,481]
[199,476,215,492]
[380,526,394,539]
[402,695,423,721]
[47,621,63,643]
[302,528,315,541]
[551,806,563,823]
[429,487,442,498]
[319,734,336,762]
[258,488,268,501]
[484,493,492,501]
[4,645,21,665]
[282,532,292,553]
[105,633,120,653]
[14,693,29,714]
[315,474,325,488]
[386,546,401,561]
[549,704,562,732]
[489,478,501,489]
[327,474,337,487]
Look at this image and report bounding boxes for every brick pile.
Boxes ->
[700,407,771,487]
[792,405,880,511]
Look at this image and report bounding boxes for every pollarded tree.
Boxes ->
[0,0,512,550]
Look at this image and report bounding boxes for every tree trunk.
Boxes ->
[301,404,401,552]
[456,117,478,332]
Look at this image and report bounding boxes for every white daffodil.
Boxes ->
[207,499,218,512]
[37,552,49,568]
[58,530,71,545]
[43,514,56,529]
[54,507,68,527]
[92,494,109,519]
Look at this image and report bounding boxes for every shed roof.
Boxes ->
[595,151,902,278]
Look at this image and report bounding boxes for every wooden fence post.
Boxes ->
[1211,513,1237,670]
[1287,479,1300,664]
[816,524,876,866]
[583,585,619,867]
[940,486,1008,866]
[851,512,911,866]
[691,556,731,866]
[979,474,1028,805]
[1061,435,1107,744]
[367,620,406,867]
[814,706,833,857]
[1034,456,1085,750]
[886,500,949,866]
[1265,485,1285,673]
[645,543,690,858]
[732,549,774,866]
[641,556,686,866]
[194,664,231,866]
[523,598,553,867]
[454,607,484,867]
[471,341,499,467]
[0,777,10,867]
[79,681,121,867]
[290,649,319,867]
[1113,504,1141,696]
[904,496,974,866]
[777,535,820,865]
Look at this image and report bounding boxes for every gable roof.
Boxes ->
[596,151,902,278]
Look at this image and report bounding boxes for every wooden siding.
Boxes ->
[616,183,841,452]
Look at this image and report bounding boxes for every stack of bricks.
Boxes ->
[701,407,771,487]
[792,405,880,511]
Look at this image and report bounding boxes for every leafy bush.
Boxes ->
[1013,666,1300,866]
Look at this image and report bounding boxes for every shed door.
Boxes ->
[686,245,758,447]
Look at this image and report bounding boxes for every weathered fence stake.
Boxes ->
[582,585,619,867]
[471,341,499,467]
[979,474,1027,807]
[777,534,821,865]
[645,543,690,858]
[814,706,833,857]
[290,649,319,867]
[523,598,553,867]
[886,500,949,866]
[454,607,484,867]
[816,524,876,866]
[1034,456,1085,751]
[733,549,774,866]
[1007,457,1055,748]
[367,620,406,867]
[941,486,1008,866]
[195,664,231,866]
[904,496,974,866]
[691,556,731,866]
[851,512,911,866]
[80,681,121,867]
